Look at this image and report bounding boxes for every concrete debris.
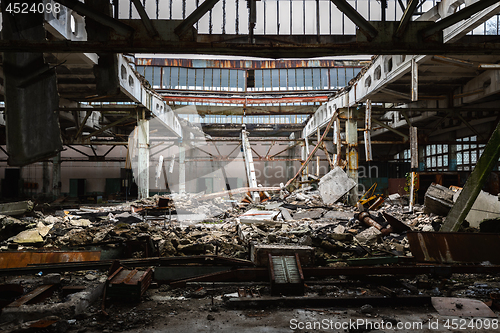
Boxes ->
[0,200,34,216]
[318,167,357,205]
[355,226,382,245]
[452,188,500,228]
[0,179,498,331]
[423,183,454,216]
[9,228,44,244]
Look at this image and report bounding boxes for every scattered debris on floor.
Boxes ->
[1,178,500,332]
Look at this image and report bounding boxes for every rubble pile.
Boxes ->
[0,186,455,263]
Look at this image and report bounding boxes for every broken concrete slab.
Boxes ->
[239,210,280,224]
[423,183,454,216]
[0,201,33,216]
[36,222,53,237]
[318,167,357,205]
[293,208,325,220]
[355,226,381,245]
[452,189,500,228]
[70,219,91,227]
[9,229,43,244]
[250,244,314,267]
[279,208,293,221]
[323,211,353,221]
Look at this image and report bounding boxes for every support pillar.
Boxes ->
[346,107,359,206]
[441,121,500,232]
[241,128,259,202]
[179,141,186,194]
[42,161,50,194]
[52,152,61,198]
[2,1,62,165]
[137,119,149,199]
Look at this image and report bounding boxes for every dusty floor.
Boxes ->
[73,298,500,333]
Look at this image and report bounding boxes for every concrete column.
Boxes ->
[346,107,359,206]
[441,121,500,232]
[52,152,61,198]
[42,161,50,194]
[179,140,186,194]
[137,119,150,199]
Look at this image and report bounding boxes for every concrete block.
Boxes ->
[0,201,33,216]
[319,167,357,205]
[453,189,500,228]
[423,183,454,216]
[355,226,381,245]
[43,273,61,285]
[239,210,280,224]
[250,244,314,267]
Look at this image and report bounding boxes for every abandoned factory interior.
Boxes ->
[2,0,500,332]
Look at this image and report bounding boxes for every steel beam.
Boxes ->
[371,118,409,140]
[329,0,378,40]
[131,0,159,38]
[394,0,419,39]
[421,0,499,40]
[54,0,134,37]
[1,40,499,56]
[174,0,220,37]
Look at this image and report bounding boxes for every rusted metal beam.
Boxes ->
[408,232,500,264]
[82,115,134,140]
[7,284,58,307]
[285,111,337,188]
[174,0,220,37]
[73,110,93,140]
[137,58,365,69]
[198,186,281,201]
[164,95,328,105]
[372,118,409,140]
[0,251,101,269]
[54,0,134,37]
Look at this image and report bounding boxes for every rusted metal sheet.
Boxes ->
[382,212,411,233]
[407,232,500,264]
[7,284,58,307]
[163,95,329,105]
[106,267,153,301]
[136,58,363,69]
[0,251,101,269]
